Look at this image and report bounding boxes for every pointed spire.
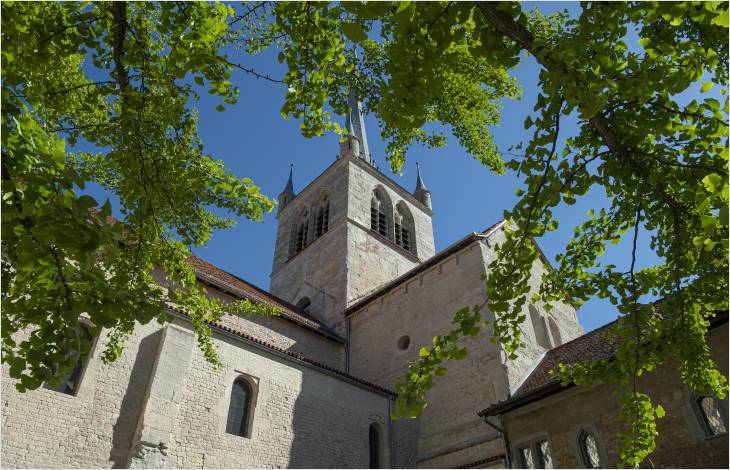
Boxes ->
[278,163,295,214]
[413,162,432,210]
[344,89,372,165]
[283,163,294,194]
[415,162,427,191]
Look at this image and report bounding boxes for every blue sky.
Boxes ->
[81,2,706,333]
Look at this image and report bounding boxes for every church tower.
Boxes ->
[269,93,435,333]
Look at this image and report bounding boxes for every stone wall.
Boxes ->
[347,226,582,468]
[501,322,729,469]
[348,238,504,468]
[269,158,351,331]
[346,157,434,263]
[1,316,403,469]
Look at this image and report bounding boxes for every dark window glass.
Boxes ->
[370,207,378,231]
[226,379,252,437]
[44,325,93,395]
[395,223,402,245]
[369,423,379,468]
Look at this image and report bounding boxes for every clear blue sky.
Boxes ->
[82,2,704,333]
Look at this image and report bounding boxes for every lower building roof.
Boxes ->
[479,309,729,418]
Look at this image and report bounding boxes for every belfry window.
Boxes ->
[44,324,94,396]
[226,378,254,438]
[371,194,387,237]
[315,196,330,238]
[394,204,414,253]
[291,209,309,255]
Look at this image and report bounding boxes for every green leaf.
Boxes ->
[700,82,713,93]
[340,22,367,43]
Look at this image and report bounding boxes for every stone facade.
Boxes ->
[270,151,434,334]
[494,322,728,469]
[2,315,396,469]
[347,224,582,468]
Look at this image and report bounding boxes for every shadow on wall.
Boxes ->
[285,371,382,468]
[109,329,163,468]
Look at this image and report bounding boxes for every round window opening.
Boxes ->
[397,335,411,351]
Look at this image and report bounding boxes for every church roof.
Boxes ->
[167,306,396,397]
[189,255,345,343]
[479,309,729,418]
[345,220,507,316]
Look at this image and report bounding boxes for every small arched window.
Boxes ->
[369,423,380,468]
[315,195,330,238]
[578,430,602,468]
[226,378,254,438]
[394,203,415,254]
[695,396,728,436]
[370,193,388,237]
[44,323,94,396]
[296,297,312,314]
[548,317,563,346]
[529,305,552,349]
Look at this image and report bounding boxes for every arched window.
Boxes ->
[226,378,254,438]
[394,203,415,254]
[577,430,602,468]
[548,317,563,346]
[694,396,728,437]
[529,305,552,349]
[315,194,330,238]
[369,423,380,468]
[296,297,312,314]
[290,208,309,256]
[44,323,94,396]
[370,193,388,237]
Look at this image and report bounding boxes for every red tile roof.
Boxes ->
[167,307,396,397]
[189,255,345,343]
[480,309,728,417]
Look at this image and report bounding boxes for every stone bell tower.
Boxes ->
[269,92,435,333]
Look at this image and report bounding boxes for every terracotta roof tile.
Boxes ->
[167,308,395,397]
[480,309,728,417]
[188,255,345,343]
[514,321,618,397]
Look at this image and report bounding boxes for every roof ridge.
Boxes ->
[188,255,345,342]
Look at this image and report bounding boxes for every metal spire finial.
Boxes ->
[344,90,372,165]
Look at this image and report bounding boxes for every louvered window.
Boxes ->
[295,222,308,253]
[315,202,329,237]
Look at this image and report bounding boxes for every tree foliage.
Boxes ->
[1,1,279,393]
[239,1,729,465]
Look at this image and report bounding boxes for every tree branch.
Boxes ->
[475,2,687,216]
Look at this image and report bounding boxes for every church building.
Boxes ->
[5,94,723,469]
